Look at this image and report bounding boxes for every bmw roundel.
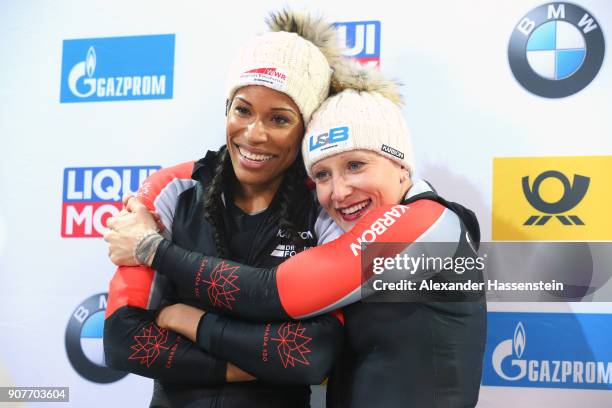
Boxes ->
[65,293,127,383]
[508,3,605,98]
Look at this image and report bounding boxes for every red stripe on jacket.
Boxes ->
[105,161,195,318]
[276,200,447,318]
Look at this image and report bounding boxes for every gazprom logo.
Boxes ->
[483,312,612,390]
[492,322,527,380]
[60,34,175,103]
[334,21,381,67]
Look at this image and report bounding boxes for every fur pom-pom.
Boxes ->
[330,58,403,106]
[266,8,344,65]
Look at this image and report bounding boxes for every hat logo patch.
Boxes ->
[239,67,287,91]
[308,126,349,152]
[381,144,404,160]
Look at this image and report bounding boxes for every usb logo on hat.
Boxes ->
[308,126,350,152]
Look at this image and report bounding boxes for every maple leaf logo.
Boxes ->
[203,261,240,309]
[271,322,312,368]
[128,324,170,367]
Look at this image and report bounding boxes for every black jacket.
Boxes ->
[151,179,487,407]
[104,151,344,408]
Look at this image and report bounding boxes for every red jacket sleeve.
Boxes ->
[104,161,345,384]
[152,200,461,320]
[103,162,230,383]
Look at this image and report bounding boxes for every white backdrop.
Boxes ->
[1,0,611,406]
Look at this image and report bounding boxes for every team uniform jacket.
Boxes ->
[149,179,488,407]
[103,151,344,408]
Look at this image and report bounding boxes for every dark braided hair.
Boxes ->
[202,148,233,257]
[203,148,314,257]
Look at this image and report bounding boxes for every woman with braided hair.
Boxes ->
[108,60,487,407]
[103,10,345,408]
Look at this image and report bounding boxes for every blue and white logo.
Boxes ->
[60,34,175,103]
[308,126,350,152]
[80,310,105,366]
[334,21,381,67]
[526,20,586,80]
[483,312,612,390]
[491,321,527,381]
[65,293,127,383]
[508,3,605,98]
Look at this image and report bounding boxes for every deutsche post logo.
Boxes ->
[493,156,612,240]
[522,171,589,226]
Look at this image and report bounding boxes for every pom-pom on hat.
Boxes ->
[302,59,414,177]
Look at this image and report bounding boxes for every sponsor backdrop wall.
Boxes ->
[1,0,611,406]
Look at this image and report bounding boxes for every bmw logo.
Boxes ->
[508,3,605,98]
[65,293,127,383]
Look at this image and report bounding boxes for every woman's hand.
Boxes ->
[156,303,206,342]
[103,197,160,266]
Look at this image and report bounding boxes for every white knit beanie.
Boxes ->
[302,60,414,176]
[225,10,342,124]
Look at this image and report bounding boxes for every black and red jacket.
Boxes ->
[148,179,487,407]
[103,151,344,408]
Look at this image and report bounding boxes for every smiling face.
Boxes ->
[311,150,411,232]
[226,85,304,196]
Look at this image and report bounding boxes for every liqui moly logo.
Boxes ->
[484,312,612,390]
[334,21,381,67]
[61,166,160,237]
